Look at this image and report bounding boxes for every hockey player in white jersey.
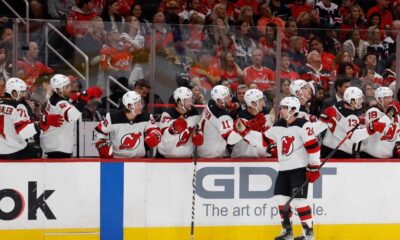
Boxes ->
[264,97,320,240]
[360,87,400,158]
[231,88,273,158]
[0,78,63,159]
[290,79,312,119]
[94,91,162,158]
[197,85,243,158]
[320,86,386,158]
[157,87,203,158]
[40,74,82,158]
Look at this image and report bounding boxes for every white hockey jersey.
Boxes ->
[231,110,273,158]
[95,110,158,158]
[264,118,320,171]
[197,100,242,158]
[0,99,37,154]
[322,101,370,154]
[360,107,400,158]
[40,94,81,154]
[157,108,200,158]
[298,104,327,136]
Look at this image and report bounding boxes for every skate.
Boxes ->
[274,221,293,240]
[294,222,314,240]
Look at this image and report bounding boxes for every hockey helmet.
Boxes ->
[5,77,27,100]
[211,85,230,105]
[50,74,71,92]
[244,89,264,107]
[122,91,142,112]
[173,86,193,103]
[289,79,309,96]
[280,96,300,113]
[375,87,393,101]
[344,87,364,109]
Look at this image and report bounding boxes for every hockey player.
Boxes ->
[320,86,386,158]
[360,87,400,158]
[264,96,320,240]
[290,79,312,119]
[197,85,243,158]
[94,91,162,158]
[157,87,203,158]
[40,74,82,158]
[0,78,63,159]
[231,88,273,158]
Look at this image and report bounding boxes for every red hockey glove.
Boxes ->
[306,164,320,183]
[169,118,187,134]
[96,139,113,158]
[145,130,161,148]
[267,143,277,158]
[358,114,366,125]
[368,121,386,135]
[39,114,64,131]
[233,118,249,137]
[309,115,317,123]
[320,107,337,123]
[226,102,240,110]
[393,142,400,158]
[386,101,400,118]
[192,131,204,146]
[248,113,266,132]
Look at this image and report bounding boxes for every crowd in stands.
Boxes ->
[0,0,400,121]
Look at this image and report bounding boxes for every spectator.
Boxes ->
[383,20,400,59]
[322,28,342,55]
[381,54,396,86]
[66,0,97,38]
[288,0,313,19]
[230,84,248,119]
[16,41,54,88]
[191,84,205,105]
[189,50,221,92]
[116,0,135,18]
[258,23,277,62]
[280,51,300,80]
[121,16,145,51]
[363,51,382,76]
[153,12,174,51]
[206,17,234,55]
[309,36,336,71]
[0,27,13,59]
[257,3,285,37]
[243,49,275,90]
[337,62,361,88]
[314,0,341,28]
[207,3,231,26]
[360,64,382,86]
[133,79,164,114]
[101,0,124,32]
[366,0,392,30]
[269,0,291,20]
[365,26,385,62]
[362,82,377,98]
[280,78,291,97]
[236,0,259,15]
[47,0,76,19]
[321,77,351,111]
[339,4,367,42]
[232,20,257,69]
[185,14,207,51]
[288,36,307,71]
[218,0,239,21]
[282,20,307,53]
[99,29,133,82]
[299,50,331,92]
[238,5,255,26]
[130,4,151,36]
[296,11,314,38]
[342,29,368,66]
[220,51,243,92]
[0,44,11,82]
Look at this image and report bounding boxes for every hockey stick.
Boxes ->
[190,124,200,240]
[282,124,360,226]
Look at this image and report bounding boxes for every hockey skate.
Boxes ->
[294,222,314,240]
[274,222,293,240]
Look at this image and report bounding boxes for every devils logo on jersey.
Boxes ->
[177,127,194,147]
[281,136,295,156]
[381,124,397,142]
[119,132,142,150]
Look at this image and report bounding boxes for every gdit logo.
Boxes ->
[0,181,55,221]
[196,167,336,199]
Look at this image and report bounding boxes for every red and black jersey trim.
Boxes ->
[304,138,320,154]
[297,206,312,221]
[14,120,31,134]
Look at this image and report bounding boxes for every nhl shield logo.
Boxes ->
[119,132,142,150]
[281,136,295,156]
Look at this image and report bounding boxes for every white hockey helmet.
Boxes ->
[173,86,193,103]
[50,74,71,92]
[289,79,309,96]
[280,96,300,113]
[5,77,27,100]
[244,89,264,107]
[344,86,364,109]
[211,85,230,105]
[122,91,142,112]
[375,87,393,101]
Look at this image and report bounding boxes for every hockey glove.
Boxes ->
[145,130,161,148]
[358,114,366,125]
[96,139,113,158]
[393,142,400,158]
[309,115,317,123]
[248,113,267,132]
[267,143,277,158]
[306,164,320,183]
[169,118,187,134]
[39,114,64,131]
[320,107,337,131]
[226,102,240,110]
[192,131,204,146]
[386,101,400,118]
[367,121,386,135]
[233,118,249,137]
